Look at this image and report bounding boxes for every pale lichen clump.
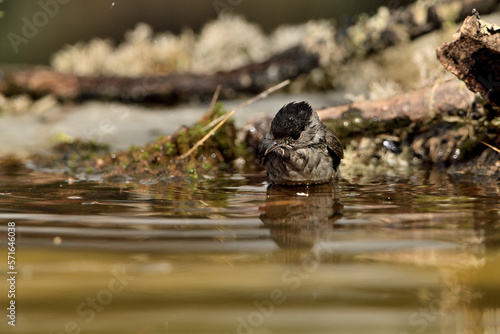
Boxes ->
[51,39,114,76]
[0,93,59,115]
[270,19,343,66]
[339,24,456,100]
[112,24,194,75]
[191,15,271,74]
[51,16,271,76]
[50,14,341,78]
[0,94,32,114]
[346,7,404,57]
[270,19,343,88]
[52,23,195,76]
[368,79,402,100]
[269,24,307,54]
[301,20,343,67]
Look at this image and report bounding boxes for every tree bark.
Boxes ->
[437,13,500,107]
[317,79,475,122]
[1,46,318,104]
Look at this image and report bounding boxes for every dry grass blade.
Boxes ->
[208,84,222,111]
[201,84,224,131]
[480,141,500,154]
[179,79,290,160]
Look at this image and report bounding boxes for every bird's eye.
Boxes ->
[291,133,300,140]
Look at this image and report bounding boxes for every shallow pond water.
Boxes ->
[1,168,500,334]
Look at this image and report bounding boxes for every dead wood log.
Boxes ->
[317,79,475,123]
[437,12,500,106]
[0,46,318,103]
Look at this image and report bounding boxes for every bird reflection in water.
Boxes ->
[259,183,343,249]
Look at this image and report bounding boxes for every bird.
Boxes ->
[258,101,343,186]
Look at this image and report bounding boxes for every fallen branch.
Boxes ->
[1,47,315,104]
[317,79,474,123]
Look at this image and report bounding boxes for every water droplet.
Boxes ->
[82,201,99,205]
[67,196,83,200]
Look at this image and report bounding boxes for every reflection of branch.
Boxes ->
[180,80,290,160]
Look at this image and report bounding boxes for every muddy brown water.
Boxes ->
[1,167,500,334]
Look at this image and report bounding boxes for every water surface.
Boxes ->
[1,168,500,334]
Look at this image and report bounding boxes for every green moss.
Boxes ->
[129,145,141,151]
[202,161,212,171]
[164,142,175,156]
[38,102,256,178]
[324,109,411,140]
[175,129,190,155]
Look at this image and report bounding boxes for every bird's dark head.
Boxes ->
[258,101,324,159]
[270,101,313,140]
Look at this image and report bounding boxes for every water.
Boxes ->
[1,167,500,334]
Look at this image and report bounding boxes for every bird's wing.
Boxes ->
[325,127,344,160]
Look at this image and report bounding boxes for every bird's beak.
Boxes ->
[264,141,281,156]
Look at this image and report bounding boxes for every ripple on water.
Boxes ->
[1,169,500,333]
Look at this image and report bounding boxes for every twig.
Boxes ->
[202,84,223,131]
[207,84,222,115]
[202,112,226,132]
[180,79,290,160]
[480,141,500,154]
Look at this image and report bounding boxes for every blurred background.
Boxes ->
[0,0,413,65]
